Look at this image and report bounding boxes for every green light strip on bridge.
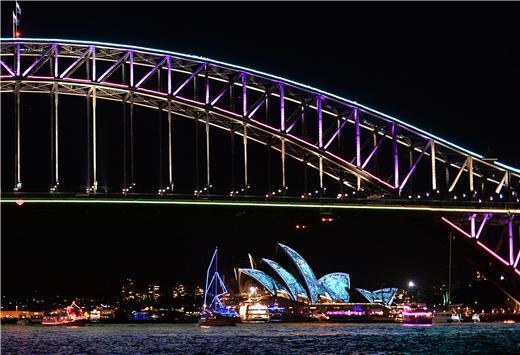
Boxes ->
[1,198,519,214]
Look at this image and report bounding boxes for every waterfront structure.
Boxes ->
[238,243,396,306]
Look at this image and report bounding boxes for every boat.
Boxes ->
[434,310,461,323]
[1,317,18,325]
[42,302,88,326]
[402,304,433,325]
[200,308,239,326]
[16,318,30,325]
[198,248,240,326]
[239,303,270,323]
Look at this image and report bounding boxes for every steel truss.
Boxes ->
[0,39,519,205]
[442,214,520,277]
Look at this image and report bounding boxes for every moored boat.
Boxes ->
[239,303,270,323]
[402,304,433,325]
[42,302,88,326]
[198,248,240,326]
[199,309,239,326]
[434,310,461,323]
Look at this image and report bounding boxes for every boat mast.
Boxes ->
[203,247,218,311]
[448,232,452,307]
[214,248,218,311]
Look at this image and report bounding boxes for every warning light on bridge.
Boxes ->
[15,199,24,206]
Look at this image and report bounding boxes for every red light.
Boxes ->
[15,31,20,38]
[16,199,24,206]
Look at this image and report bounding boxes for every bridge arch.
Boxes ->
[1,38,518,202]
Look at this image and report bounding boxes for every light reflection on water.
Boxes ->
[2,322,520,354]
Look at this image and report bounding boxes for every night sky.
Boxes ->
[1,2,519,299]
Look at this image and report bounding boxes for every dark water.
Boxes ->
[2,322,520,354]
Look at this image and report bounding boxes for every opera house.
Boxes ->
[237,243,398,321]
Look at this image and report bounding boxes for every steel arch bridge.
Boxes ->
[1,38,519,279]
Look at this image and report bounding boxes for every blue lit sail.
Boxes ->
[277,243,330,303]
[356,288,397,306]
[318,273,351,303]
[262,258,309,301]
[238,268,291,297]
[373,288,398,306]
[356,288,376,303]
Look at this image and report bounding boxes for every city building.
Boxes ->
[147,284,161,301]
[121,278,136,301]
[172,284,187,299]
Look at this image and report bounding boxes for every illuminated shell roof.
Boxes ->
[277,243,330,303]
[356,288,398,306]
[318,273,351,303]
[262,258,309,301]
[238,268,291,297]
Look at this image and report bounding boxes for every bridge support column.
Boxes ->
[468,156,474,193]
[230,128,236,195]
[14,81,21,191]
[243,124,248,192]
[205,111,211,190]
[92,86,97,193]
[130,93,135,190]
[122,94,127,193]
[204,64,211,193]
[50,83,59,192]
[319,157,324,195]
[168,99,173,190]
[280,83,286,193]
[158,104,163,194]
[392,123,399,193]
[431,140,437,191]
[281,139,286,192]
[355,108,361,191]
[86,89,91,192]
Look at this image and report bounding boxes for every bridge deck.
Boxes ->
[2,194,519,214]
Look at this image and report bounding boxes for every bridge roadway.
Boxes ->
[2,193,519,214]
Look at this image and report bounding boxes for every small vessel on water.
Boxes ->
[199,248,240,327]
[42,302,88,326]
[434,310,461,323]
[402,304,433,325]
[239,302,270,323]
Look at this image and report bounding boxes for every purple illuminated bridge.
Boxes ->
[0,38,519,280]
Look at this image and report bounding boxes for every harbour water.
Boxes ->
[2,323,520,353]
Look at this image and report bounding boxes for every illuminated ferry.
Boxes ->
[402,304,433,325]
[239,303,270,322]
[42,302,88,326]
